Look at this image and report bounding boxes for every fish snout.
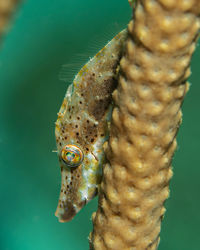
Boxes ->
[55,200,77,222]
[55,200,86,222]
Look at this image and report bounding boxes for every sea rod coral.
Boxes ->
[0,0,20,41]
[90,0,200,249]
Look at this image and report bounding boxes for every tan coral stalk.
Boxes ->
[90,0,200,249]
[0,0,20,39]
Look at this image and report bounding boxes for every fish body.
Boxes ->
[55,29,127,222]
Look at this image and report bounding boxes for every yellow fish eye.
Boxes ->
[61,144,84,167]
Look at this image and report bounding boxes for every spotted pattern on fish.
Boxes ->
[55,29,127,222]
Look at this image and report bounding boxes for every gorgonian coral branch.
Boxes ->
[0,0,21,42]
[90,0,200,249]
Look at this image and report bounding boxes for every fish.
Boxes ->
[55,29,127,222]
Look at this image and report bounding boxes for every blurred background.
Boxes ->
[0,0,199,250]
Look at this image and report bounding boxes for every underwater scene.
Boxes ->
[1,0,200,249]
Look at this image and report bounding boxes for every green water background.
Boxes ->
[0,1,200,250]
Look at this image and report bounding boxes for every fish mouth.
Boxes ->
[55,201,77,222]
[55,200,86,222]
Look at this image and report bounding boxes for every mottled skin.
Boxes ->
[55,29,127,222]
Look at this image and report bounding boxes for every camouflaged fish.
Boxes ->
[55,29,127,222]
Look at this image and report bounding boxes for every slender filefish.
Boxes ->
[55,29,127,222]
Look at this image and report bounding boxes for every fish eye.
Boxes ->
[61,144,84,167]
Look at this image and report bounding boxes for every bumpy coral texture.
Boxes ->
[91,0,200,249]
[0,0,20,38]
